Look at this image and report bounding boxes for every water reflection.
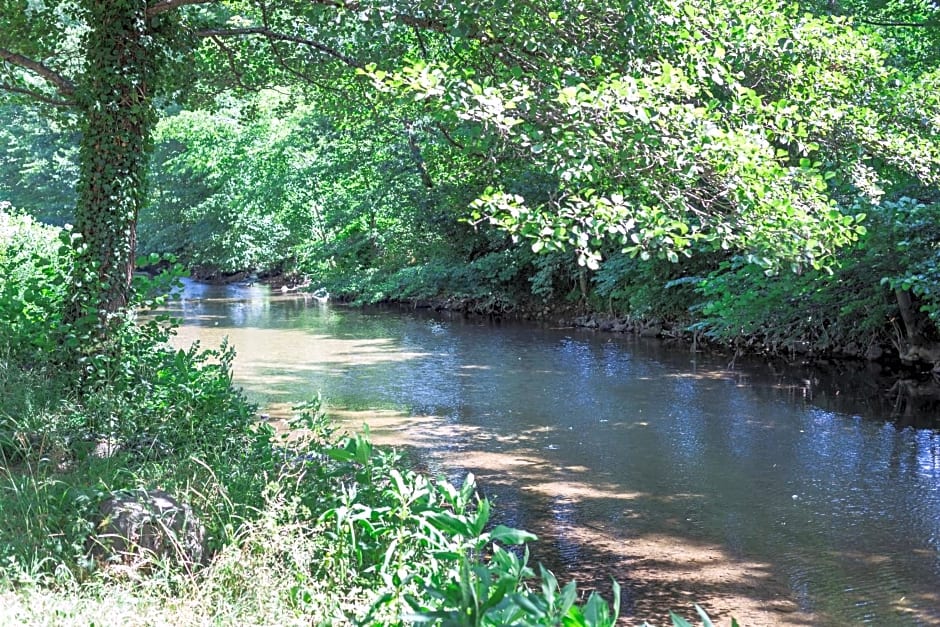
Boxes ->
[167,280,940,626]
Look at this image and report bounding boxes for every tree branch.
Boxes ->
[434,121,488,159]
[146,0,217,18]
[206,35,258,91]
[195,27,364,69]
[404,122,434,189]
[0,81,75,106]
[256,0,352,94]
[0,48,75,97]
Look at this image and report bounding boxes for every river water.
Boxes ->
[168,280,940,625]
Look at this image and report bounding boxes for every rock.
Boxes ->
[93,435,171,461]
[865,345,884,361]
[900,343,940,366]
[93,438,122,459]
[91,489,206,569]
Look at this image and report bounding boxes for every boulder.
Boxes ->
[91,489,206,569]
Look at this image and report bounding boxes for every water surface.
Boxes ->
[169,280,940,625]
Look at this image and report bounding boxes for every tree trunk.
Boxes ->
[67,0,158,327]
[895,288,940,367]
[895,288,924,347]
[405,122,434,190]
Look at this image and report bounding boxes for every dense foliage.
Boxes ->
[2,0,938,367]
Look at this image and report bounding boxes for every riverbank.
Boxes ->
[382,294,903,366]
[178,261,940,427]
[309,279,940,417]
[185,244,940,380]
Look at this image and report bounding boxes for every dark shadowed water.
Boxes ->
[168,280,940,625]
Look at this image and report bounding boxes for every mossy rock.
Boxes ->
[91,489,206,570]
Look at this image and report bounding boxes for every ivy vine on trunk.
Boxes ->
[67,0,167,329]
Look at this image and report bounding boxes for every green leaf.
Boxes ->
[669,612,695,627]
[425,511,472,537]
[694,604,715,627]
[471,497,491,535]
[325,447,355,462]
[489,524,537,545]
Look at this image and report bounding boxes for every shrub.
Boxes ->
[0,202,70,361]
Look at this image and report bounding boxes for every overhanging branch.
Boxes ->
[256,1,356,94]
[0,81,75,106]
[195,26,364,69]
[308,0,548,73]
[206,35,258,91]
[0,48,76,97]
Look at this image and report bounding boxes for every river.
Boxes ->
[168,279,940,626]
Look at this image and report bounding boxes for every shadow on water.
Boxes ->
[340,411,940,626]
[165,280,940,626]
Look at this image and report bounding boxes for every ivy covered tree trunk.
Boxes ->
[67,0,160,326]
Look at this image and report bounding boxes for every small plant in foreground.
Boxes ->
[666,604,740,627]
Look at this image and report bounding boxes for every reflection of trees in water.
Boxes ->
[885,379,940,427]
[729,356,940,429]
